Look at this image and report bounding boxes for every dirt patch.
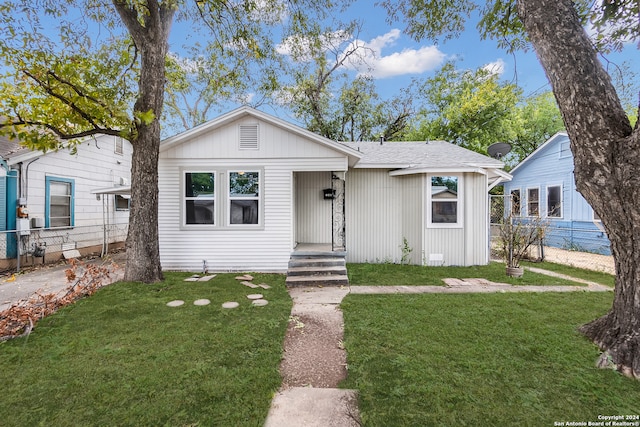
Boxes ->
[279,303,347,388]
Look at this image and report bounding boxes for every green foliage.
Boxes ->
[403,62,565,165]
[405,61,523,153]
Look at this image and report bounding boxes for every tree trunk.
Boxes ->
[114,2,175,283]
[517,0,640,378]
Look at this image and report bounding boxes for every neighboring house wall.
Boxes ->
[503,132,610,255]
[17,136,131,228]
[1,134,132,265]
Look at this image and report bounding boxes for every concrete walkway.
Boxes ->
[0,253,125,311]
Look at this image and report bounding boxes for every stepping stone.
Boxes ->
[166,300,185,307]
[222,301,239,309]
[247,294,264,300]
[252,299,268,306]
[235,274,254,281]
[193,299,211,306]
[184,275,200,282]
[197,275,216,281]
[242,281,259,289]
[258,283,271,289]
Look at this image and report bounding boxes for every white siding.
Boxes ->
[464,172,489,265]
[295,172,332,244]
[346,170,489,266]
[22,135,132,228]
[158,115,350,272]
[161,117,347,162]
[424,172,488,266]
[345,169,404,263]
[401,175,424,265]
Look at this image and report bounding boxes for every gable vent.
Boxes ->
[239,124,259,150]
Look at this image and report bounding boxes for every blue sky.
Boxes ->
[257,0,639,114]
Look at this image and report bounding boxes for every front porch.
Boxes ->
[285,243,349,287]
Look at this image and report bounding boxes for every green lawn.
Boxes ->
[521,260,616,287]
[340,292,640,426]
[347,261,603,286]
[0,272,291,427]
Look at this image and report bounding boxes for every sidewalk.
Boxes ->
[0,252,125,312]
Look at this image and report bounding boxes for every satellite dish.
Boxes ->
[487,142,512,159]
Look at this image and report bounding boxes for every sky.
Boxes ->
[232,0,638,121]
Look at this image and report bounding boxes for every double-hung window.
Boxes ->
[546,185,562,218]
[46,176,74,228]
[510,189,521,217]
[229,171,260,225]
[184,172,215,225]
[428,175,462,227]
[527,188,539,216]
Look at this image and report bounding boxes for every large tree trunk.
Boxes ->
[517,0,640,378]
[114,2,175,283]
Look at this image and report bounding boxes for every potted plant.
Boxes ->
[498,215,547,277]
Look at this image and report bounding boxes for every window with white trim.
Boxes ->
[527,187,539,216]
[229,171,260,225]
[546,185,562,218]
[184,172,215,225]
[428,175,462,227]
[510,189,521,217]
[115,195,130,211]
[115,137,124,155]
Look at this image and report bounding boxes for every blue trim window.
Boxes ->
[45,176,74,228]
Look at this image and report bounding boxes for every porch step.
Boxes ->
[288,257,346,268]
[285,274,350,287]
[286,254,349,287]
[287,265,348,276]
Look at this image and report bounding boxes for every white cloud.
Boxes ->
[482,58,506,76]
[277,28,446,79]
[343,29,446,78]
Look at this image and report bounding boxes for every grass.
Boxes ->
[347,261,591,286]
[340,292,640,426]
[0,272,292,427]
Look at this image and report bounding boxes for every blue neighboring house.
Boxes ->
[503,132,611,255]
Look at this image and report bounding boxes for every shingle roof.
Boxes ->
[339,141,503,169]
[0,135,30,159]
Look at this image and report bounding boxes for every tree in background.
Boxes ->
[0,0,344,283]
[281,26,413,141]
[403,61,523,154]
[383,0,640,378]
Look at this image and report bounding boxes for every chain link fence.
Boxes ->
[489,195,614,274]
[0,223,128,275]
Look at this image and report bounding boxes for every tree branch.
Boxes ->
[22,69,110,131]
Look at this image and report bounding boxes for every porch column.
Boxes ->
[331,172,346,251]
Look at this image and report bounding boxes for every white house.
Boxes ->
[0,134,132,270]
[157,107,510,274]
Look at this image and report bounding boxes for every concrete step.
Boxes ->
[288,257,346,268]
[287,265,348,276]
[285,274,349,287]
